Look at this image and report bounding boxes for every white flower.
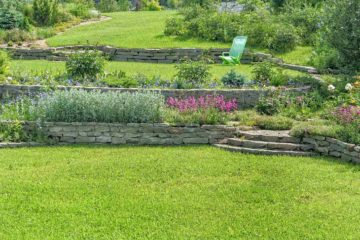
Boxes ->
[345,83,353,91]
[7,76,13,81]
[328,84,335,92]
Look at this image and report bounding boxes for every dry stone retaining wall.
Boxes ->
[302,136,360,164]
[0,84,310,109]
[3,46,274,64]
[23,122,237,145]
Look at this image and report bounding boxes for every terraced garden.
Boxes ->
[0,0,359,239]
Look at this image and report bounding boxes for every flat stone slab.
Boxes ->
[238,130,301,143]
[214,144,318,157]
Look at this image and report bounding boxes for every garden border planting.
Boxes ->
[0,84,311,109]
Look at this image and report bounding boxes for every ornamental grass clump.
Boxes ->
[30,90,165,123]
[165,95,237,125]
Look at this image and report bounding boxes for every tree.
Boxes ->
[33,0,59,26]
[321,0,360,72]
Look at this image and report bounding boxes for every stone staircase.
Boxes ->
[215,130,317,156]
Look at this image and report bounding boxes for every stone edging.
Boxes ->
[19,121,237,145]
[1,122,359,164]
[2,45,277,64]
[302,136,360,164]
[0,84,311,109]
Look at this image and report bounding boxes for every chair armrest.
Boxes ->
[222,52,230,56]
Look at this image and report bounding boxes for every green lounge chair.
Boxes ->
[220,36,248,65]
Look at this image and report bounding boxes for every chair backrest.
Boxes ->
[229,36,248,59]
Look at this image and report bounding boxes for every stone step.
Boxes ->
[238,130,301,143]
[214,144,317,157]
[227,138,314,151]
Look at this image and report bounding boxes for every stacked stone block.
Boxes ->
[38,122,237,145]
[303,136,360,164]
[3,46,274,64]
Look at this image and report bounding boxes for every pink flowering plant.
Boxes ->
[167,95,237,112]
[333,105,360,124]
[165,95,237,125]
[332,105,360,145]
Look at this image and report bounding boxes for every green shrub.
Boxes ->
[97,0,119,12]
[255,90,285,116]
[117,0,130,10]
[269,70,288,87]
[197,13,241,42]
[318,0,360,72]
[0,97,32,121]
[283,5,320,45]
[33,0,59,26]
[252,62,275,85]
[3,28,33,43]
[174,60,211,89]
[29,90,165,123]
[337,121,360,145]
[68,1,93,19]
[0,50,9,79]
[310,46,341,72]
[66,51,105,82]
[103,74,138,88]
[164,17,185,36]
[267,24,298,52]
[221,69,247,87]
[0,7,24,30]
[180,0,219,8]
[0,121,28,142]
[142,0,162,11]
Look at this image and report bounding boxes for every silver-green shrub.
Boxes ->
[30,90,165,123]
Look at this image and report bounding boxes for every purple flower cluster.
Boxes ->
[333,105,360,124]
[167,95,237,112]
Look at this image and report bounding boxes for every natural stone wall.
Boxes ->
[22,121,237,145]
[3,45,274,64]
[0,84,310,109]
[302,136,360,164]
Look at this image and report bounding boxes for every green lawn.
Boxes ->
[276,46,314,66]
[46,11,229,49]
[0,146,359,239]
[10,60,304,80]
[45,11,313,66]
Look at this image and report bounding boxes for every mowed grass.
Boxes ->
[0,146,360,239]
[10,60,304,80]
[46,11,229,49]
[276,46,314,66]
[45,11,315,66]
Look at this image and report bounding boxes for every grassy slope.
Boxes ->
[46,11,229,49]
[0,146,360,239]
[10,60,304,80]
[46,11,313,66]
